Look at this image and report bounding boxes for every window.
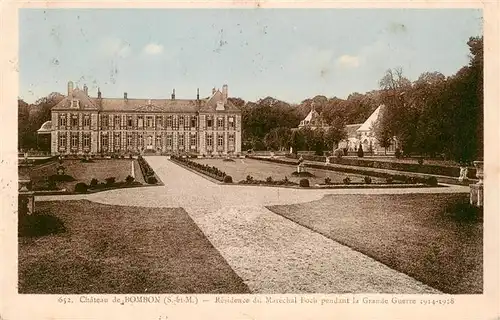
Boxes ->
[83,115,91,127]
[146,116,153,128]
[127,116,133,128]
[217,135,224,147]
[127,134,133,147]
[138,134,144,148]
[71,99,80,108]
[71,115,78,127]
[114,115,121,128]
[114,133,121,150]
[229,117,235,128]
[228,134,235,151]
[207,118,213,128]
[71,134,78,148]
[166,116,173,127]
[101,134,108,150]
[83,134,90,148]
[138,116,144,128]
[178,116,184,128]
[206,134,213,147]
[156,117,163,129]
[156,135,162,149]
[59,134,66,147]
[190,134,196,147]
[178,134,184,146]
[59,115,67,127]
[217,117,224,128]
[166,135,173,148]
[101,115,108,128]
[191,116,196,128]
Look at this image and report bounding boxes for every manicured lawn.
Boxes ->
[19,159,142,192]
[193,158,386,185]
[267,193,482,294]
[18,200,250,294]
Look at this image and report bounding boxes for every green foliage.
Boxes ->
[223,175,233,183]
[357,145,364,158]
[74,182,89,193]
[299,179,310,187]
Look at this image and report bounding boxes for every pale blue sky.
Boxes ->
[19,9,482,104]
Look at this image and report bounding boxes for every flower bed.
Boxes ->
[286,154,476,179]
[171,155,228,182]
[238,175,298,186]
[137,155,159,184]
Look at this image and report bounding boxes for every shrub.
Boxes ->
[425,176,438,186]
[357,145,364,158]
[48,174,75,182]
[125,175,135,184]
[105,177,116,185]
[129,154,133,159]
[90,178,99,187]
[299,179,310,187]
[223,175,233,183]
[47,179,57,190]
[74,182,88,193]
[418,158,424,165]
[364,176,372,184]
[246,175,254,182]
[395,148,402,159]
[147,176,158,184]
[324,177,332,185]
[266,176,273,183]
[343,176,351,184]
[386,176,394,184]
[283,176,289,183]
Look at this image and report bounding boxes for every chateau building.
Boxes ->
[43,81,242,156]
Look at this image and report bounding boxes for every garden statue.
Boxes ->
[470,161,484,207]
[458,166,469,183]
[297,156,305,173]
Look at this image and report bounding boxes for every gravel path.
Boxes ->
[35,156,468,293]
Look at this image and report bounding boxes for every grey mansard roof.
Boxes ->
[51,88,241,113]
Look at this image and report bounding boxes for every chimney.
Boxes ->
[212,87,216,95]
[124,92,128,100]
[197,88,200,100]
[97,88,102,99]
[67,81,74,96]
[222,84,228,102]
[171,89,175,100]
[83,84,88,95]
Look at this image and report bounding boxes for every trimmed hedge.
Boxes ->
[286,154,476,179]
[171,155,228,182]
[137,155,159,184]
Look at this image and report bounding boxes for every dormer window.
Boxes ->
[71,99,80,108]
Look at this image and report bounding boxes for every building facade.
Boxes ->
[46,81,242,156]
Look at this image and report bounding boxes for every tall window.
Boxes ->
[138,134,144,148]
[190,134,196,147]
[228,134,235,151]
[59,134,66,147]
[114,133,121,150]
[71,134,78,148]
[228,116,235,129]
[178,134,184,146]
[156,135,162,149]
[219,117,224,128]
[146,116,153,128]
[101,134,108,150]
[206,134,213,147]
[166,134,173,148]
[166,116,173,127]
[127,116,133,128]
[191,116,196,128]
[217,135,224,147]
[138,116,144,128]
[178,116,184,128]
[127,134,133,147]
[206,117,213,128]
[71,115,78,127]
[101,114,108,128]
[83,114,91,127]
[83,134,90,148]
[59,115,67,127]
[114,115,121,128]
[156,117,163,129]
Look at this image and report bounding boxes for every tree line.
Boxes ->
[18,36,482,164]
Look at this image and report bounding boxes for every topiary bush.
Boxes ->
[74,182,88,193]
[425,176,438,186]
[357,145,364,158]
[223,175,233,183]
[343,176,351,184]
[147,176,158,184]
[125,175,135,184]
[299,179,310,187]
[90,178,99,188]
[364,176,372,184]
[266,176,273,183]
[324,177,332,185]
[105,177,116,185]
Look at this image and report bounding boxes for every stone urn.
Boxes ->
[473,161,484,185]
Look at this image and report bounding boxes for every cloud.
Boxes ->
[100,38,132,58]
[336,55,360,68]
[143,43,164,55]
[285,46,335,73]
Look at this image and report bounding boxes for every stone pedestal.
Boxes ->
[470,161,483,207]
[19,179,35,216]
